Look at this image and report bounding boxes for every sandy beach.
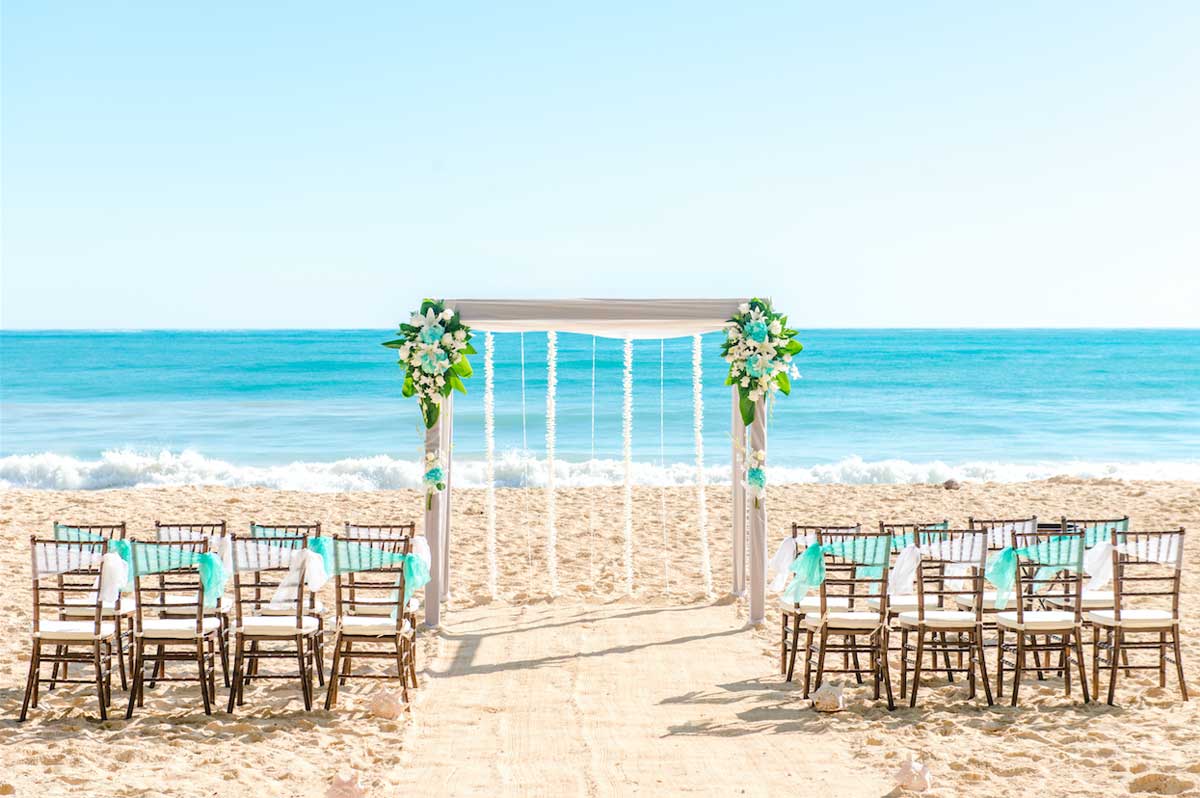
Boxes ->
[1,479,1199,797]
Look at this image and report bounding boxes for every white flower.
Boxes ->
[441,333,454,346]
[454,329,466,341]
[740,377,750,388]
[410,313,423,327]
[440,308,454,321]
[738,303,749,315]
[398,343,411,360]
[769,320,781,335]
[426,452,436,462]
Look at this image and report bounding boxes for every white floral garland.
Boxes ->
[483,331,498,600]
[622,336,634,595]
[692,334,712,596]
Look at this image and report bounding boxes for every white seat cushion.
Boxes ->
[337,616,414,636]
[953,592,1000,610]
[802,611,882,630]
[896,610,977,629]
[236,615,321,636]
[61,600,136,618]
[34,620,117,641]
[867,595,939,612]
[348,596,422,616]
[138,617,222,639]
[1044,591,1114,610]
[1086,609,1176,629]
[996,610,1077,631]
[257,600,325,616]
[778,596,851,613]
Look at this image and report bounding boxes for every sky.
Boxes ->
[2,2,1198,329]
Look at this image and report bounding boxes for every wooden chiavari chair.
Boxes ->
[779,523,859,681]
[125,540,223,717]
[343,523,421,628]
[1088,528,1187,705]
[896,528,994,706]
[154,521,232,685]
[20,536,122,721]
[227,533,322,712]
[995,527,1091,705]
[959,516,1037,614]
[49,522,132,691]
[797,528,896,710]
[1042,516,1130,613]
[325,535,418,708]
[249,522,327,685]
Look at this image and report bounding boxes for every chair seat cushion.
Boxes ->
[61,600,136,618]
[138,617,222,639]
[236,615,321,636]
[896,610,977,629]
[779,596,850,614]
[347,597,422,616]
[996,610,1077,631]
[337,616,415,636]
[802,611,881,630]
[1086,609,1176,629]
[1044,591,1114,609]
[34,620,117,641]
[953,592,1000,610]
[867,595,939,612]
[257,600,325,616]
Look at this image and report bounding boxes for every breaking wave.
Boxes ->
[2,449,1198,491]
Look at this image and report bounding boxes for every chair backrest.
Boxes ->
[128,540,210,634]
[332,535,413,630]
[29,535,111,635]
[790,523,859,548]
[250,522,321,539]
[1010,528,1086,624]
[880,520,949,552]
[156,520,226,542]
[1062,516,1129,545]
[1110,528,1185,622]
[344,522,416,541]
[815,528,891,621]
[227,533,308,628]
[53,521,126,541]
[968,516,1036,551]
[913,529,989,622]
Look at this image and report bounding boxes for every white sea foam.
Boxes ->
[1,449,1199,492]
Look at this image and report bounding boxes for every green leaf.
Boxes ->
[382,338,407,349]
[783,339,803,355]
[452,358,473,378]
[447,371,467,394]
[422,401,440,429]
[401,373,415,398]
[776,372,791,395]
[739,391,756,426]
[399,323,418,333]
[462,343,477,355]
[419,299,437,316]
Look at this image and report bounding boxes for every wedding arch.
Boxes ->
[394,298,792,627]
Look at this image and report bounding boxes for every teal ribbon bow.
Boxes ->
[330,540,432,611]
[984,535,1089,610]
[781,537,891,604]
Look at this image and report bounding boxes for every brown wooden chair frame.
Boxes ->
[154,521,232,686]
[779,523,860,681]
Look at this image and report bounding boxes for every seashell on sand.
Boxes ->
[893,754,934,792]
[810,682,846,712]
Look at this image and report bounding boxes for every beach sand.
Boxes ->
[2,479,1199,796]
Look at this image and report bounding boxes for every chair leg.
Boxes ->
[296,635,312,711]
[314,617,326,687]
[899,627,909,699]
[126,639,145,719]
[909,630,925,707]
[408,635,419,689]
[49,645,64,690]
[785,615,802,683]
[193,640,212,715]
[975,628,993,706]
[1159,631,1168,688]
[1091,625,1100,701]
[1073,630,1091,703]
[880,629,896,711]
[814,627,829,692]
[394,634,410,704]
[995,627,1005,699]
[1171,625,1189,701]
[217,616,231,688]
[780,614,788,675]
[92,641,108,721]
[227,635,245,713]
[325,632,344,709]
[1107,629,1122,705]
[19,641,41,722]
[115,618,128,691]
[1011,635,1025,707]
[801,628,815,698]
[851,632,864,685]
[938,632,954,683]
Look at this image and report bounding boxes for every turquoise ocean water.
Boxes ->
[1,329,1197,490]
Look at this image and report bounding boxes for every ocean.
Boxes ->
[1,329,1197,490]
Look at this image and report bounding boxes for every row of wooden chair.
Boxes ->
[778,516,1187,710]
[19,520,422,721]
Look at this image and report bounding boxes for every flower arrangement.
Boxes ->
[383,299,476,428]
[721,298,802,426]
[746,449,767,506]
[422,451,446,510]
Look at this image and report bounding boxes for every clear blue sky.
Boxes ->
[3,2,1197,328]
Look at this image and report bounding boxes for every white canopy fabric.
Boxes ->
[446,298,754,339]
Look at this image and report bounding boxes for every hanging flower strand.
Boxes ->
[720,298,802,426]
[383,299,476,429]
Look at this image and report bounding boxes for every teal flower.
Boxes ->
[418,323,445,345]
[747,467,766,490]
[744,320,768,342]
[418,347,450,375]
[746,358,764,378]
[423,467,445,487]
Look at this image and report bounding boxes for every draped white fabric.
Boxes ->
[446,298,751,339]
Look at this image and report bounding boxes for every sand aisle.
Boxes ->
[397,600,887,796]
